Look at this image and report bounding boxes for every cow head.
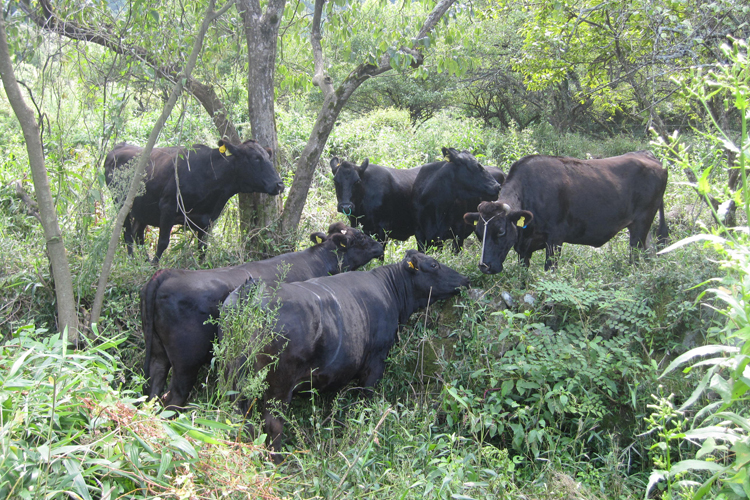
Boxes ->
[464,201,534,274]
[402,250,470,307]
[330,157,369,216]
[315,222,384,270]
[219,139,285,196]
[442,147,501,201]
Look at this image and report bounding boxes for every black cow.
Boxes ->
[453,165,506,243]
[331,155,504,251]
[105,140,284,262]
[412,148,502,251]
[463,151,669,274]
[222,250,469,454]
[140,223,384,410]
[330,157,422,243]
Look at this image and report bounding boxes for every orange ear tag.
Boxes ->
[516,216,526,227]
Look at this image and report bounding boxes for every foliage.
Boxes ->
[510,0,750,134]
[646,39,750,499]
[0,325,279,499]
[213,278,282,433]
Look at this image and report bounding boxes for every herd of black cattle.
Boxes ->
[104,139,669,457]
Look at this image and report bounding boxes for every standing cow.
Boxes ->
[330,157,422,244]
[331,153,504,252]
[140,223,384,410]
[463,151,668,274]
[105,139,284,262]
[222,250,469,455]
[412,148,502,251]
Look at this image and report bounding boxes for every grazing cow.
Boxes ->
[330,157,422,243]
[412,148,502,251]
[105,140,285,262]
[331,155,504,251]
[222,250,469,455]
[463,151,669,274]
[140,223,384,410]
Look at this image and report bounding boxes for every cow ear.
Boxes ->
[327,221,348,235]
[330,232,348,250]
[330,157,340,174]
[403,251,420,274]
[442,147,458,163]
[218,139,235,157]
[358,158,369,173]
[464,212,480,227]
[510,210,534,229]
[265,147,274,159]
[310,232,327,245]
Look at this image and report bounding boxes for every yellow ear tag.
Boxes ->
[408,261,415,269]
[219,145,227,154]
[443,156,450,162]
[315,236,323,244]
[341,243,346,248]
[517,216,526,227]
[473,220,478,226]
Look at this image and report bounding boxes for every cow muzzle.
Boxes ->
[271,181,285,195]
[338,203,354,216]
[479,261,501,275]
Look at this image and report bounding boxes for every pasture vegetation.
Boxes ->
[1,10,749,500]
[0,104,733,498]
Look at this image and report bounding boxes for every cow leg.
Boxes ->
[161,366,198,411]
[261,388,293,463]
[144,334,171,401]
[194,220,211,262]
[628,219,652,262]
[154,203,175,263]
[544,244,562,270]
[123,216,135,256]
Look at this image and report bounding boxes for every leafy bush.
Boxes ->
[0,325,280,499]
[646,38,750,499]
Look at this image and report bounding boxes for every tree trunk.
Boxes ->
[280,0,457,233]
[0,15,79,343]
[89,0,230,326]
[237,0,286,244]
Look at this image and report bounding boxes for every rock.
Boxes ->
[501,291,514,308]
[466,288,487,302]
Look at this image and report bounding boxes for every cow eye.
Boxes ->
[431,263,438,269]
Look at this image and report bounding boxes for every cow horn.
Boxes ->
[501,203,511,213]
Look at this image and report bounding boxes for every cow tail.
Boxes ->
[140,269,172,381]
[657,200,669,247]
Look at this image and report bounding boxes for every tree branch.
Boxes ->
[310,0,333,96]
[21,0,240,142]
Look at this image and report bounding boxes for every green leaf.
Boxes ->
[684,426,741,444]
[669,459,726,474]
[678,369,713,410]
[660,345,739,377]
[157,451,172,481]
[7,347,34,379]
